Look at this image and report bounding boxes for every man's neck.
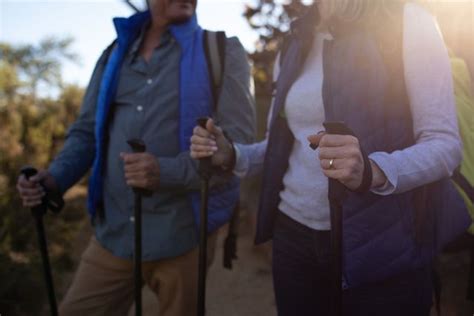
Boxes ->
[140,19,168,62]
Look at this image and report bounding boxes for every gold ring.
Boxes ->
[329,159,334,169]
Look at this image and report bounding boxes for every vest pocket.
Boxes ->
[396,193,417,243]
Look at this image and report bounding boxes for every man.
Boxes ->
[16,0,255,315]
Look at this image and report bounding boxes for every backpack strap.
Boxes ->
[203,30,226,113]
[204,30,242,269]
[279,35,292,68]
[452,168,474,204]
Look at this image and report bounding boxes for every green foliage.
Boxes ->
[243,1,311,139]
[244,0,312,96]
[0,253,44,315]
[0,37,78,99]
[0,38,85,315]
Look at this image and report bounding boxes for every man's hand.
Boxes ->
[307,133,387,191]
[190,118,234,167]
[120,152,160,191]
[17,170,56,208]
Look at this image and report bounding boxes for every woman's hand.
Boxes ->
[190,118,234,168]
[307,133,387,190]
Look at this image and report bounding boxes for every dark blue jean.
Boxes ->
[272,211,433,316]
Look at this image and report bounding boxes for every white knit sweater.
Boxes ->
[234,3,462,230]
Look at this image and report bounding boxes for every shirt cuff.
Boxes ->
[233,144,247,178]
[157,157,188,188]
[48,164,71,195]
[368,152,398,196]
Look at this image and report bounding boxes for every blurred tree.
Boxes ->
[238,1,312,225]
[243,0,474,133]
[430,1,474,89]
[243,0,312,140]
[244,0,312,96]
[0,37,78,100]
[0,38,84,315]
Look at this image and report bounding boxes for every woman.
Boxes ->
[191,1,469,315]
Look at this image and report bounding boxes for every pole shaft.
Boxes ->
[329,177,343,316]
[134,193,142,316]
[126,139,146,316]
[331,204,343,316]
[35,215,58,316]
[197,178,209,316]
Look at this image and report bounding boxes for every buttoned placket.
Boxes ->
[122,31,177,250]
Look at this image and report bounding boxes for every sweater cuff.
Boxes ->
[368,152,398,196]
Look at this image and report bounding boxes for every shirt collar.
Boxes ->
[127,24,173,62]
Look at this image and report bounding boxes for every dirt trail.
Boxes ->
[129,215,277,316]
[61,207,473,316]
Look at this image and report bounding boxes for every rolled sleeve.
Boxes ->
[158,153,200,191]
[48,48,110,193]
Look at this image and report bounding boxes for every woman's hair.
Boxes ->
[323,0,413,26]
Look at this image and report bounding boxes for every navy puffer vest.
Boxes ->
[256,4,470,288]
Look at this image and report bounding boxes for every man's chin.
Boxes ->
[169,13,194,25]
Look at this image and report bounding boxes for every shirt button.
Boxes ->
[147,78,152,85]
[130,216,135,222]
[137,105,143,112]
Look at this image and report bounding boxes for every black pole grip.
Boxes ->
[126,139,151,196]
[20,167,64,214]
[127,139,146,153]
[21,166,39,180]
[197,117,209,129]
[20,167,47,217]
[197,117,212,180]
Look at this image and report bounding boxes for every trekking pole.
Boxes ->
[20,167,60,316]
[223,202,239,269]
[310,122,358,316]
[329,185,343,316]
[127,139,147,316]
[324,122,354,316]
[196,117,213,316]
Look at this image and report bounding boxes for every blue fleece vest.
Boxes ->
[88,11,239,232]
[256,6,470,288]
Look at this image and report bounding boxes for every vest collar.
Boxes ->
[169,14,200,42]
[113,10,199,47]
[113,11,150,47]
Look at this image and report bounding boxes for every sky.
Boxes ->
[0,0,259,88]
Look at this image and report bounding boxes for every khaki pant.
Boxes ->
[59,235,216,316]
